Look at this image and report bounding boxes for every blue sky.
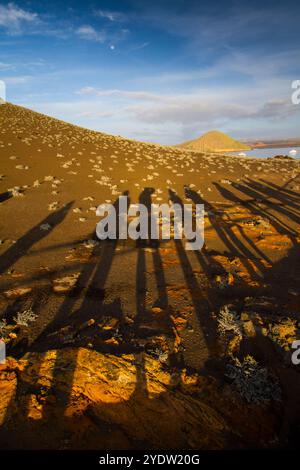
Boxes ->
[0,0,300,143]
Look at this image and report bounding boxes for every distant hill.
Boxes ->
[177,130,251,152]
[247,138,300,149]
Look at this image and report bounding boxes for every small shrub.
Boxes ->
[218,305,242,337]
[226,355,281,404]
[13,308,37,327]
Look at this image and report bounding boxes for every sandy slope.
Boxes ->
[0,102,300,449]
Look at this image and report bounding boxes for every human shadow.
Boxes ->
[168,189,217,355]
[0,191,12,203]
[247,178,300,213]
[134,188,179,395]
[213,182,272,265]
[37,192,131,411]
[230,180,299,243]
[184,187,263,281]
[0,202,74,276]
[259,176,300,199]
[1,190,300,449]
[1,193,131,425]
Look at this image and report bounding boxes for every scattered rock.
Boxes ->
[53,274,80,293]
[4,287,32,298]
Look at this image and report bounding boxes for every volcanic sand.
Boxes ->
[0,103,300,449]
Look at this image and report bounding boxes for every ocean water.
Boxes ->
[228,147,300,159]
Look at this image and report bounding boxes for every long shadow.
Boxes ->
[0,203,74,427]
[168,189,217,355]
[237,181,300,223]
[247,178,300,212]
[236,241,300,444]
[38,192,131,413]
[1,242,300,449]
[135,188,153,330]
[134,188,174,396]
[0,202,74,275]
[259,176,300,199]
[1,194,130,426]
[247,178,300,206]
[135,188,162,324]
[230,181,299,244]
[263,242,300,302]
[0,191,12,203]
[0,246,147,298]
[213,182,272,265]
[1,183,300,448]
[184,187,263,280]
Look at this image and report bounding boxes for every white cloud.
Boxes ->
[22,91,300,145]
[258,100,297,119]
[77,87,164,101]
[0,62,13,71]
[126,98,298,125]
[3,75,32,84]
[95,9,126,22]
[0,2,38,34]
[71,82,300,144]
[129,42,149,52]
[76,110,114,118]
[77,86,96,95]
[76,25,105,42]
[76,85,297,123]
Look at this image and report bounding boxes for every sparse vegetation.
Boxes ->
[217,305,242,337]
[226,355,281,404]
[13,308,37,327]
[0,102,299,449]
